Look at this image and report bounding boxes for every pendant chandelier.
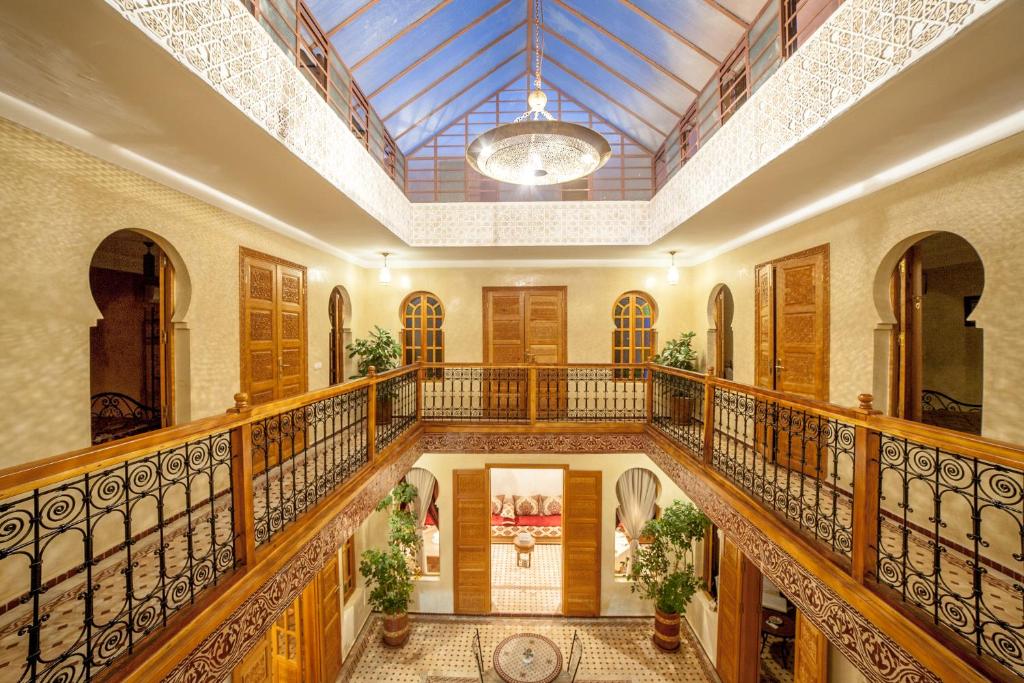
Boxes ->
[465,0,611,186]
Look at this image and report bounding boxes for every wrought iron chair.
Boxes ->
[565,629,583,683]
[472,628,485,683]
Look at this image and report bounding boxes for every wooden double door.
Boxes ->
[452,468,601,617]
[232,556,342,683]
[754,246,829,475]
[240,248,308,406]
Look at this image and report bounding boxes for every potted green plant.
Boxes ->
[347,325,402,424]
[628,500,710,651]
[359,481,420,647]
[652,332,698,425]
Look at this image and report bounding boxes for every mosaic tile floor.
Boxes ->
[341,615,718,683]
[492,544,562,614]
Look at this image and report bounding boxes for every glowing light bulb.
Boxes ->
[666,250,679,286]
[378,252,392,285]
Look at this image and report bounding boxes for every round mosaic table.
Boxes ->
[492,632,562,683]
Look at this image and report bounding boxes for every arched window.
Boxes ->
[401,291,444,366]
[613,291,657,376]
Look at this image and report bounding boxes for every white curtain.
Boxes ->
[404,468,437,573]
[616,468,658,573]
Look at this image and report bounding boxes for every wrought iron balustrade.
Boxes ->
[651,368,706,456]
[419,366,530,423]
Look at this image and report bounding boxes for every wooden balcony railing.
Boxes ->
[1,361,1021,681]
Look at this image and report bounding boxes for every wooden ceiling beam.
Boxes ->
[367,0,514,99]
[548,0,700,95]
[543,55,669,139]
[702,0,751,30]
[394,52,525,140]
[542,25,685,118]
[325,0,383,38]
[382,22,527,121]
[351,0,453,71]
[615,0,720,66]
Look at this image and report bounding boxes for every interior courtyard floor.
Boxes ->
[491,543,562,614]
[340,614,718,683]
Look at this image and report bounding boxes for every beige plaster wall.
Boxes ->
[0,117,370,463]
[358,267,694,364]
[683,133,1024,442]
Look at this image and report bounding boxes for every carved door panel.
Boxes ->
[563,470,601,616]
[526,289,568,415]
[232,629,272,683]
[793,610,829,683]
[716,537,761,683]
[241,251,280,407]
[276,263,307,400]
[453,470,490,614]
[483,289,527,418]
[754,247,829,477]
[271,596,303,683]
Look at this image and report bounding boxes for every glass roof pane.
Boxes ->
[386,35,524,133]
[354,0,516,93]
[626,0,746,61]
[330,0,442,66]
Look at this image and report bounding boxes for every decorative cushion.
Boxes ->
[540,495,562,516]
[491,495,504,515]
[513,494,540,517]
[499,498,516,522]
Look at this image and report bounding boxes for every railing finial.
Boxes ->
[858,393,874,411]
[367,365,377,377]
[228,392,250,413]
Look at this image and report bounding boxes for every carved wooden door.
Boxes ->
[239,248,308,405]
[563,470,601,616]
[793,610,829,683]
[713,286,726,376]
[754,246,829,476]
[716,537,761,683]
[453,469,490,614]
[890,247,923,421]
[158,253,175,427]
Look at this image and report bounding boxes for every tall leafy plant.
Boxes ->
[347,325,401,378]
[359,481,421,616]
[652,331,698,370]
[628,500,710,615]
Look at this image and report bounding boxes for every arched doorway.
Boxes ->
[328,285,352,384]
[89,230,183,444]
[707,284,734,379]
[885,232,984,433]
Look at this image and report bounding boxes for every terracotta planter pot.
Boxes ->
[382,612,410,647]
[669,395,693,426]
[376,396,393,426]
[653,607,681,651]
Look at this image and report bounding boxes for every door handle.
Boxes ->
[774,360,784,373]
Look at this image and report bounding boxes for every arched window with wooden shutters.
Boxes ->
[401,291,444,368]
[613,291,657,377]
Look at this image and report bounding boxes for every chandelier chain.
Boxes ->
[532,0,544,92]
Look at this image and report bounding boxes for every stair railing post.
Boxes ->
[852,393,882,583]
[702,368,716,466]
[367,366,378,463]
[227,392,256,569]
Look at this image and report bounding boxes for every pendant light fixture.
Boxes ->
[465,0,611,186]
[666,251,679,286]
[378,252,392,285]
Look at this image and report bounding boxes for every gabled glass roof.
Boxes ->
[307,0,762,154]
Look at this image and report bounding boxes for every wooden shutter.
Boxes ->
[271,596,303,683]
[716,537,761,683]
[525,289,566,363]
[453,469,490,614]
[484,289,526,363]
[713,288,726,375]
[276,262,306,399]
[158,254,175,426]
[754,263,775,390]
[793,610,829,683]
[563,470,601,616]
[315,555,343,682]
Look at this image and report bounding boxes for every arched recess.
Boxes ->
[613,467,661,577]
[872,231,985,433]
[328,285,352,385]
[88,228,192,444]
[706,284,734,379]
[404,467,440,576]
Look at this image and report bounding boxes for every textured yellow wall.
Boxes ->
[0,118,368,462]
[684,133,1024,442]
[359,266,695,364]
